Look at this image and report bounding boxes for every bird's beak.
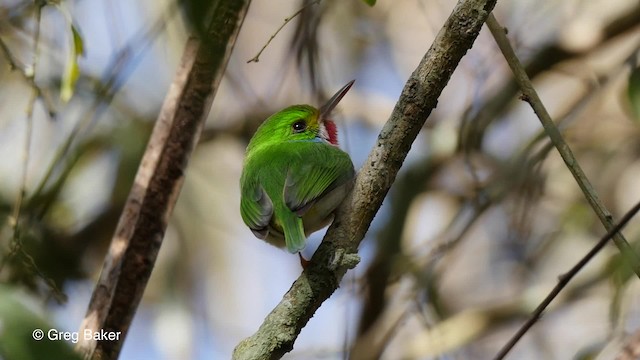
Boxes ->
[319,80,355,121]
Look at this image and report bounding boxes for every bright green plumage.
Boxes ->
[240,82,355,254]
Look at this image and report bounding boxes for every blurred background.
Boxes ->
[1,0,640,359]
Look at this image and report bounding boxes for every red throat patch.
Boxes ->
[324,120,338,145]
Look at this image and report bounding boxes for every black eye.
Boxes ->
[292,120,307,132]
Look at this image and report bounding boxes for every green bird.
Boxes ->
[240,80,356,257]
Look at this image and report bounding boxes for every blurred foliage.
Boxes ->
[180,0,215,37]
[0,285,81,360]
[628,65,640,121]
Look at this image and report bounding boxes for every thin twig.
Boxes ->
[0,37,56,118]
[4,2,36,266]
[15,0,42,244]
[486,14,640,278]
[0,0,67,302]
[492,199,640,360]
[0,0,56,117]
[246,0,320,63]
[0,37,18,71]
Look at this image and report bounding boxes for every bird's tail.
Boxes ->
[281,211,306,254]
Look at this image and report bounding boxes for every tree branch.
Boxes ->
[232,0,498,358]
[492,199,640,360]
[76,1,251,359]
[486,14,640,278]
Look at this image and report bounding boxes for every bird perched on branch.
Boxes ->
[240,81,356,264]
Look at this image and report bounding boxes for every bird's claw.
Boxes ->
[298,253,311,269]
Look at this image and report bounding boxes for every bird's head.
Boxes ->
[248,80,354,151]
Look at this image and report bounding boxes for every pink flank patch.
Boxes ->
[325,120,338,145]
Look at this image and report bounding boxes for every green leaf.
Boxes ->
[362,0,376,6]
[54,4,85,102]
[628,65,640,122]
[60,24,84,102]
[0,285,82,360]
[71,25,84,56]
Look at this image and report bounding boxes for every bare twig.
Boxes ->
[492,199,640,360]
[76,1,252,359]
[246,0,320,63]
[486,12,640,359]
[0,37,19,71]
[12,0,41,248]
[1,2,42,274]
[232,0,498,358]
[486,14,640,278]
[0,37,55,118]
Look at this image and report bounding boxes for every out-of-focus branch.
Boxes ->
[232,0,497,358]
[0,26,55,118]
[524,3,640,78]
[487,14,640,278]
[76,1,251,359]
[487,12,640,359]
[492,198,640,360]
[460,2,640,150]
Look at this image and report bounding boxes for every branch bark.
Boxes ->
[76,1,251,359]
[232,0,497,358]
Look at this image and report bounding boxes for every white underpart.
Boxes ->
[318,121,330,143]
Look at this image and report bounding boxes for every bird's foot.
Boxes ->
[298,253,311,269]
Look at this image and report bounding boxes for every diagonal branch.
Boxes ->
[76,1,251,359]
[486,14,640,278]
[232,0,498,358]
[492,199,640,360]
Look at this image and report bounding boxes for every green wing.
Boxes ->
[240,173,273,239]
[284,144,355,215]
